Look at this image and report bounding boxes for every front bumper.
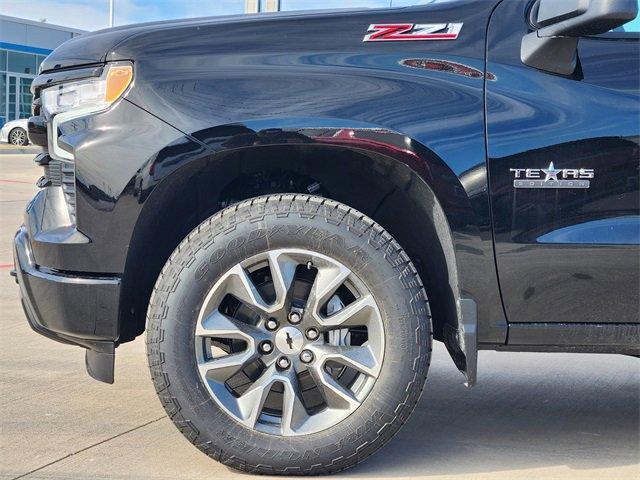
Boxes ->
[18,66,194,383]
[13,225,121,383]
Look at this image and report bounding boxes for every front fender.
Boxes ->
[129,117,504,383]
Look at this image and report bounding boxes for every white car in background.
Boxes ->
[0,119,30,146]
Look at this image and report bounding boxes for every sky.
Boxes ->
[0,0,436,32]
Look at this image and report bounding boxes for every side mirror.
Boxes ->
[521,0,638,75]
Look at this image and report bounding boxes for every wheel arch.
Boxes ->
[118,121,475,375]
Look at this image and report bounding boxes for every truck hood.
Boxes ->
[40,8,382,72]
[40,13,251,72]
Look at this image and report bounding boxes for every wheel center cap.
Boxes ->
[274,327,304,354]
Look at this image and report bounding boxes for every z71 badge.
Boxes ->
[363,23,463,42]
[510,162,594,189]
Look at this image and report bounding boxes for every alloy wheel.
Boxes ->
[194,248,385,436]
[9,129,26,146]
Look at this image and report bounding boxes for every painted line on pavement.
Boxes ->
[11,416,166,480]
[0,179,34,185]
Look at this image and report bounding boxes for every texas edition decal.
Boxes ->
[510,162,594,189]
[363,23,463,42]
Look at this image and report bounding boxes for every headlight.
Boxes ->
[42,62,133,161]
[42,62,133,118]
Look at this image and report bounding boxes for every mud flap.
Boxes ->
[85,343,115,384]
[444,298,477,387]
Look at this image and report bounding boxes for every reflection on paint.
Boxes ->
[537,216,640,245]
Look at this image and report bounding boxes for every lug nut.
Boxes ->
[288,311,302,324]
[259,340,274,354]
[277,356,291,370]
[299,350,314,364]
[305,328,319,341]
[265,318,279,331]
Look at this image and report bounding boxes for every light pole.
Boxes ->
[245,0,281,13]
[109,0,114,27]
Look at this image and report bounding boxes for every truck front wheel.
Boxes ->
[146,194,431,474]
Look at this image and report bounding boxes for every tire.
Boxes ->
[146,194,432,475]
[8,127,28,146]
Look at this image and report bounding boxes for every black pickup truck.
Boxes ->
[16,0,639,474]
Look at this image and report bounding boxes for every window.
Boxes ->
[7,51,37,75]
[0,73,6,126]
[0,50,6,72]
[36,55,46,73]
[18,78,33,119]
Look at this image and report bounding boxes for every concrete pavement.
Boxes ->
[0,144,42,156]
[1,153,639,480]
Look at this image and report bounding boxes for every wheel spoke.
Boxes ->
[320,294,378,328]
[236,364,279,428]
[309,344,380,377]
[221,264,272,314]
[266,251,298,310]
[308,364,360,411]
[195,310,265,342]
[196,310,265,382]
[198,349,258,383]
[280,368,309,435]
[307,261,351,315]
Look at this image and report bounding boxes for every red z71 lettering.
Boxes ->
[363,23,463,42]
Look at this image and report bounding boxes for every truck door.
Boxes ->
[486,1,640,335]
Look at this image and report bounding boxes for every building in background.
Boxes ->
[245,1,433,13]
[0,15,84,127]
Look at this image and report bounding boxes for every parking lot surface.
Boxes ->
[1,153,638,480]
